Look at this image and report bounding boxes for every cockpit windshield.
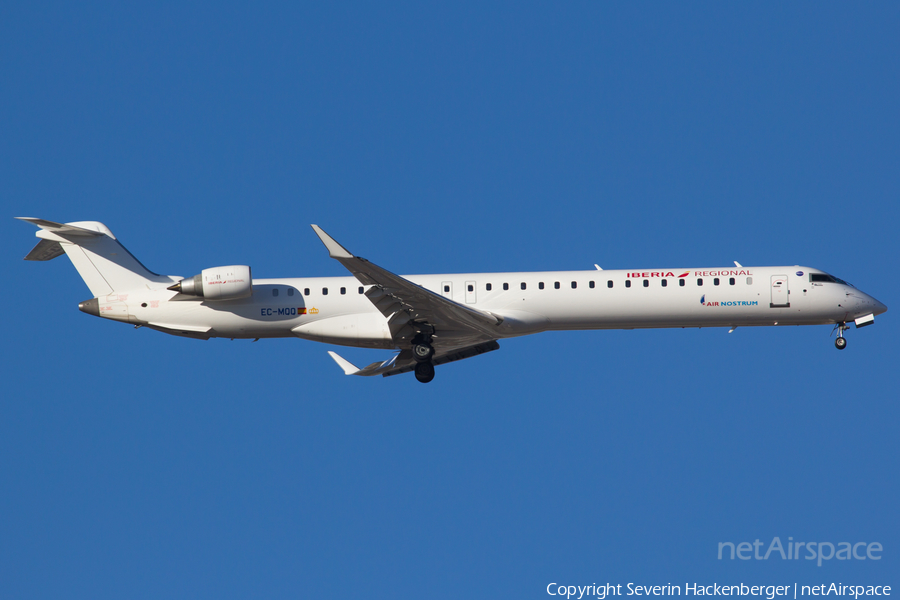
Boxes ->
[810,273,854,287]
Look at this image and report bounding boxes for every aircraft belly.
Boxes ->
[292,313,393,349]
[529,292,837,331]
[132,296,302,338]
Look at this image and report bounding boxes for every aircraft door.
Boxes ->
[465,280,477,304]
[770,275,790,308]
[441,281,452,299]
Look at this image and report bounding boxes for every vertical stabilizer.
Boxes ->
[17,218,173,296]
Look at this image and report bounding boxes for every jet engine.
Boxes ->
[168,265,252,300]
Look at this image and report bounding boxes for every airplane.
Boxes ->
[18,217,887,383]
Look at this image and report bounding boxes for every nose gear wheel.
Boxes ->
[833,322,849,350]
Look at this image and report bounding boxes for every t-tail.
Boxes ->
[16,218,175,301]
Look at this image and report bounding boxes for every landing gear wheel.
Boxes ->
[415,361,435,383]
[835,337,847,350]
[412,343,435,363]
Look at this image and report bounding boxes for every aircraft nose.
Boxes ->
[859,291,887,316]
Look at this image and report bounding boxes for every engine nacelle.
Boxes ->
[168,265,252,300]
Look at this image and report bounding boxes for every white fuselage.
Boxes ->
[95,266,886,348]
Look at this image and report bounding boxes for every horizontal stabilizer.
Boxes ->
[15,217,104,237]
[24,239,65,261]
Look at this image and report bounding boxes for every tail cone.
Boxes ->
[78,298,100,316]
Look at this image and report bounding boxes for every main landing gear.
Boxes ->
[834,322,849,350]
[415,361,435,383]
[412,342,435,362]
[412,338,436,383]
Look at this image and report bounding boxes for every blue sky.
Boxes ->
[2,3,898,598]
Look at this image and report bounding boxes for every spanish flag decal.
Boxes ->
[298,307,307,315]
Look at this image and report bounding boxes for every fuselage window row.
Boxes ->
[213,274,760,302]
[438,274,756,298]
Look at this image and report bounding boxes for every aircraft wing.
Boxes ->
[311,225,502,346]
[328,340,500,378]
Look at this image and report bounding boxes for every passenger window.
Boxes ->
[467,284,473,292]
[288,288,294,296]
[304,288,310,296]
[661,279,667,287]
[444,285,450,293]
[486,283,492,291]
[643,280,649,287]
[679,279,685,287]
[697,279,703,286]
[729,277,735,286]
[539,282,544,290]
[359,287,364,294]
[322,288,328,295]
[714,278,720,286]
[554,282,560,289]
[521,282,526,290]
[571,281,577,289]
[607,281,613,288]
[503,283,509,291]
[625,280,631,288]
[340,287,346,295]
[746,277,752,285]
[272,288,279,297]
[589,281,595,288]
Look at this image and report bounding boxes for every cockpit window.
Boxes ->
[810,273,854,287]
[810,273,835,283]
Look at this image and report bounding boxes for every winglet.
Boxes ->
[311,225,354,259]
[327,351,361,375]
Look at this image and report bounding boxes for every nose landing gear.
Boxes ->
[834,322,849,350]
